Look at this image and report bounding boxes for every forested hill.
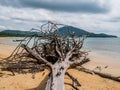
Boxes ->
[0,30,42,37]
[57,26,117,38]
[0,26,117,38]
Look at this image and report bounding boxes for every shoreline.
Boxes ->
[0,41,120,90]
[0,43,120,76]
[83,51,120,76]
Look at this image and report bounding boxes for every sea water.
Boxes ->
[84,38,120,62]
[0,37,120,62]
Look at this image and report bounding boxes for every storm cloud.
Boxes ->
[0,0,109,13]
[0,0,120,36]
[109,17,120,22]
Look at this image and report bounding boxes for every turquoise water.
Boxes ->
[0,37,120,61]
[84,38,120,53]
[84,38,120,61]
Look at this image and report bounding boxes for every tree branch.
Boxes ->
[65,47,75,62]
[55,45,62,57]
[64,83,79,90]
[71,58,90,66]
[21,44,52,67]
[76,67,120,82]
[66,72,81,87]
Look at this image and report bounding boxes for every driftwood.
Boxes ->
[64,83,79,90]
[77,67,120,82]
[0,21,89,90]
[0,21,119,90]
[13,39,26,42]
[66,72,81,90]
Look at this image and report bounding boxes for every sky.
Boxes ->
[0,0,120,36]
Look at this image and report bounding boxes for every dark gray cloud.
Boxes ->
[11,17,47,23]
[0,0,109,13]
[109,17,120,22]
[0,0,21,7]
[11,17,37,22]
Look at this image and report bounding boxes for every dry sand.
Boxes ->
[83,52,120,76]
[0,44,16,58]
[0,43,120,90]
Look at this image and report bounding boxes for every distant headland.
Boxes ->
[0,26,117,38]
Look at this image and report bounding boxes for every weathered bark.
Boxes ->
[21,44,52,67]
[0,21,89,90]
[66,72,81,87]
[45,62,69,90]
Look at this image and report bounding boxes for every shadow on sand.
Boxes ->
[27,74,49,90]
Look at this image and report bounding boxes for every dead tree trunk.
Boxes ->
[0,21,89,90]
[45,62,69,90]
[21,45,70,90]
[0,21,120,90]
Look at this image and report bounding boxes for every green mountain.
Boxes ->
[0,30,42,37]
[0,26,117,38]
[57,26,117,38]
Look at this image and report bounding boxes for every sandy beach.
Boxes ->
[0,43,120,90]
[83,51,120,76]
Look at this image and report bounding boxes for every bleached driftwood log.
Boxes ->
[77,67,120,82]
[1,21,119,90]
